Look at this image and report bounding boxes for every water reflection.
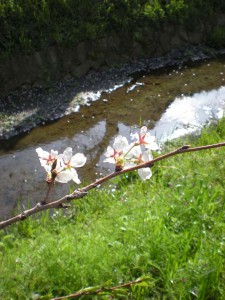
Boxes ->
[152,86,225,141]
[1,58,225,220]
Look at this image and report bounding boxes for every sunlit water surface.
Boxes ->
[1,58,225,219]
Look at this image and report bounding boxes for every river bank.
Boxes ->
[1,44,225,141]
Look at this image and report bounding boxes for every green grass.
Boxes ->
[1,118,225,299]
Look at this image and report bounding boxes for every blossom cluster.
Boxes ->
[104,126,159,180]
[36,147,87,184]
[36,127,158,184]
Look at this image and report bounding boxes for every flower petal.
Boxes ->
[138,168,152,180]
[69,168,81,184]
[50,149,58,159]
[140,126,148,137]
[128,145,142,158]
[70,153,87,168]
[142,150,153,162]
[144,134,159,150]
[36,147,49,159]
[55,157,65,172]
[62,147,73,163]
[42,164,51,173]
[55,169,73,183]
[113,136,129,152]
[124,161,135,169]
[104,146,114,158]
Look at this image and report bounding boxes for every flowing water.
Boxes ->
[1,58,225,220]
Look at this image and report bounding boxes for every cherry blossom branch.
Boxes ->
[0,142,225,230]
[50,277,148,300]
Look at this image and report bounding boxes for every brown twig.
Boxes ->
[1,142,225,230]
[50,277,145,300]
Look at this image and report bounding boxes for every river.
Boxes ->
[0,57,225,220]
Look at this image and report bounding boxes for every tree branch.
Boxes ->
[50,277,146,300]
[1,142,225,230]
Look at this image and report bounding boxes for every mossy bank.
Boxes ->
[1,0,225,94]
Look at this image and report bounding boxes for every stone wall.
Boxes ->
[0,16,224,95]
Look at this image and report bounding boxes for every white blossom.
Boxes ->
[131,126,159,150]
[36,147,86,184]
[104,126,157,178]
[55,147,86,184]
[36,147,58,173]
[104,135,130,168]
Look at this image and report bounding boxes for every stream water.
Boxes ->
[1,57,225,220]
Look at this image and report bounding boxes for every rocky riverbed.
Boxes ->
[1,45,224,141]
